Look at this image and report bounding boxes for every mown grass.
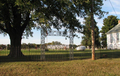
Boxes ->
[0,49,120,76]
[0,59,120,76]
[0,49,120,61]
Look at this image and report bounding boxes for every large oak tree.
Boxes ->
[0,0,106,58]
[0,0,87,58]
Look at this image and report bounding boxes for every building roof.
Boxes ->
[106,23,120,34]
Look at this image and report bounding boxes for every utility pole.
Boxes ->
[91,0,95,60]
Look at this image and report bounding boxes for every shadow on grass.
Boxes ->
[0,54,90,62]
[99,50,120,58]
[0,50,120,62]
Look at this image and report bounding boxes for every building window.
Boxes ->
[110,34,113,43]
[116,32,120,42]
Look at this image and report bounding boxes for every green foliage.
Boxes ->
[100,15,118,47]
[80,0,107,49]
[7,44,10,50]
[21,43,29,49]
[0,44,6,49]
[81,0,107,18]
[0,0,107,57]
[0,0,84,57]
[72,44,78,49]
[81,15,100,48]
[0,0,107,37]
[7,43,39,49]
[51,41,62,45]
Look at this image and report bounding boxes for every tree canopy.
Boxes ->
[0,0,83,57]
[100,15,118,48]
[81,15,100,48]
[0,0,107,58]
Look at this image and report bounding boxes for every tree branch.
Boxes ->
[0,24,8,33]
[21,12,30,33]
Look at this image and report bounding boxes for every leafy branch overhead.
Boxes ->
[0,0,107,36]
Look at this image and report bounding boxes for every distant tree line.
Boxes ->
[0,44,40,50]
[0,44,6,50]
[0,41,77,50]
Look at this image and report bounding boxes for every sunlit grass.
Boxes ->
[0,49,120,76]
[0,49,120,60]
[0,59,120,76]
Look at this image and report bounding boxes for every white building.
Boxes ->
[47,45,69,50]
[106,20,120,49]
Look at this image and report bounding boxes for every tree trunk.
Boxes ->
[91,27,95,60]
[91,0,95,60]
[8,33,24,58]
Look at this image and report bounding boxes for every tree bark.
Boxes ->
[8,33,24,58]
[91,0,95,60]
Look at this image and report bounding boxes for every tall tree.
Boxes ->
[0,0,89,58]
[100,15,118,48]
[81,15,100,49]
[0,0,107,58]
[80,0,107,60]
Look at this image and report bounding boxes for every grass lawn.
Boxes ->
[0,49,120,76]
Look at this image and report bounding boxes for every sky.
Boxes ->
[0,0,120,45]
